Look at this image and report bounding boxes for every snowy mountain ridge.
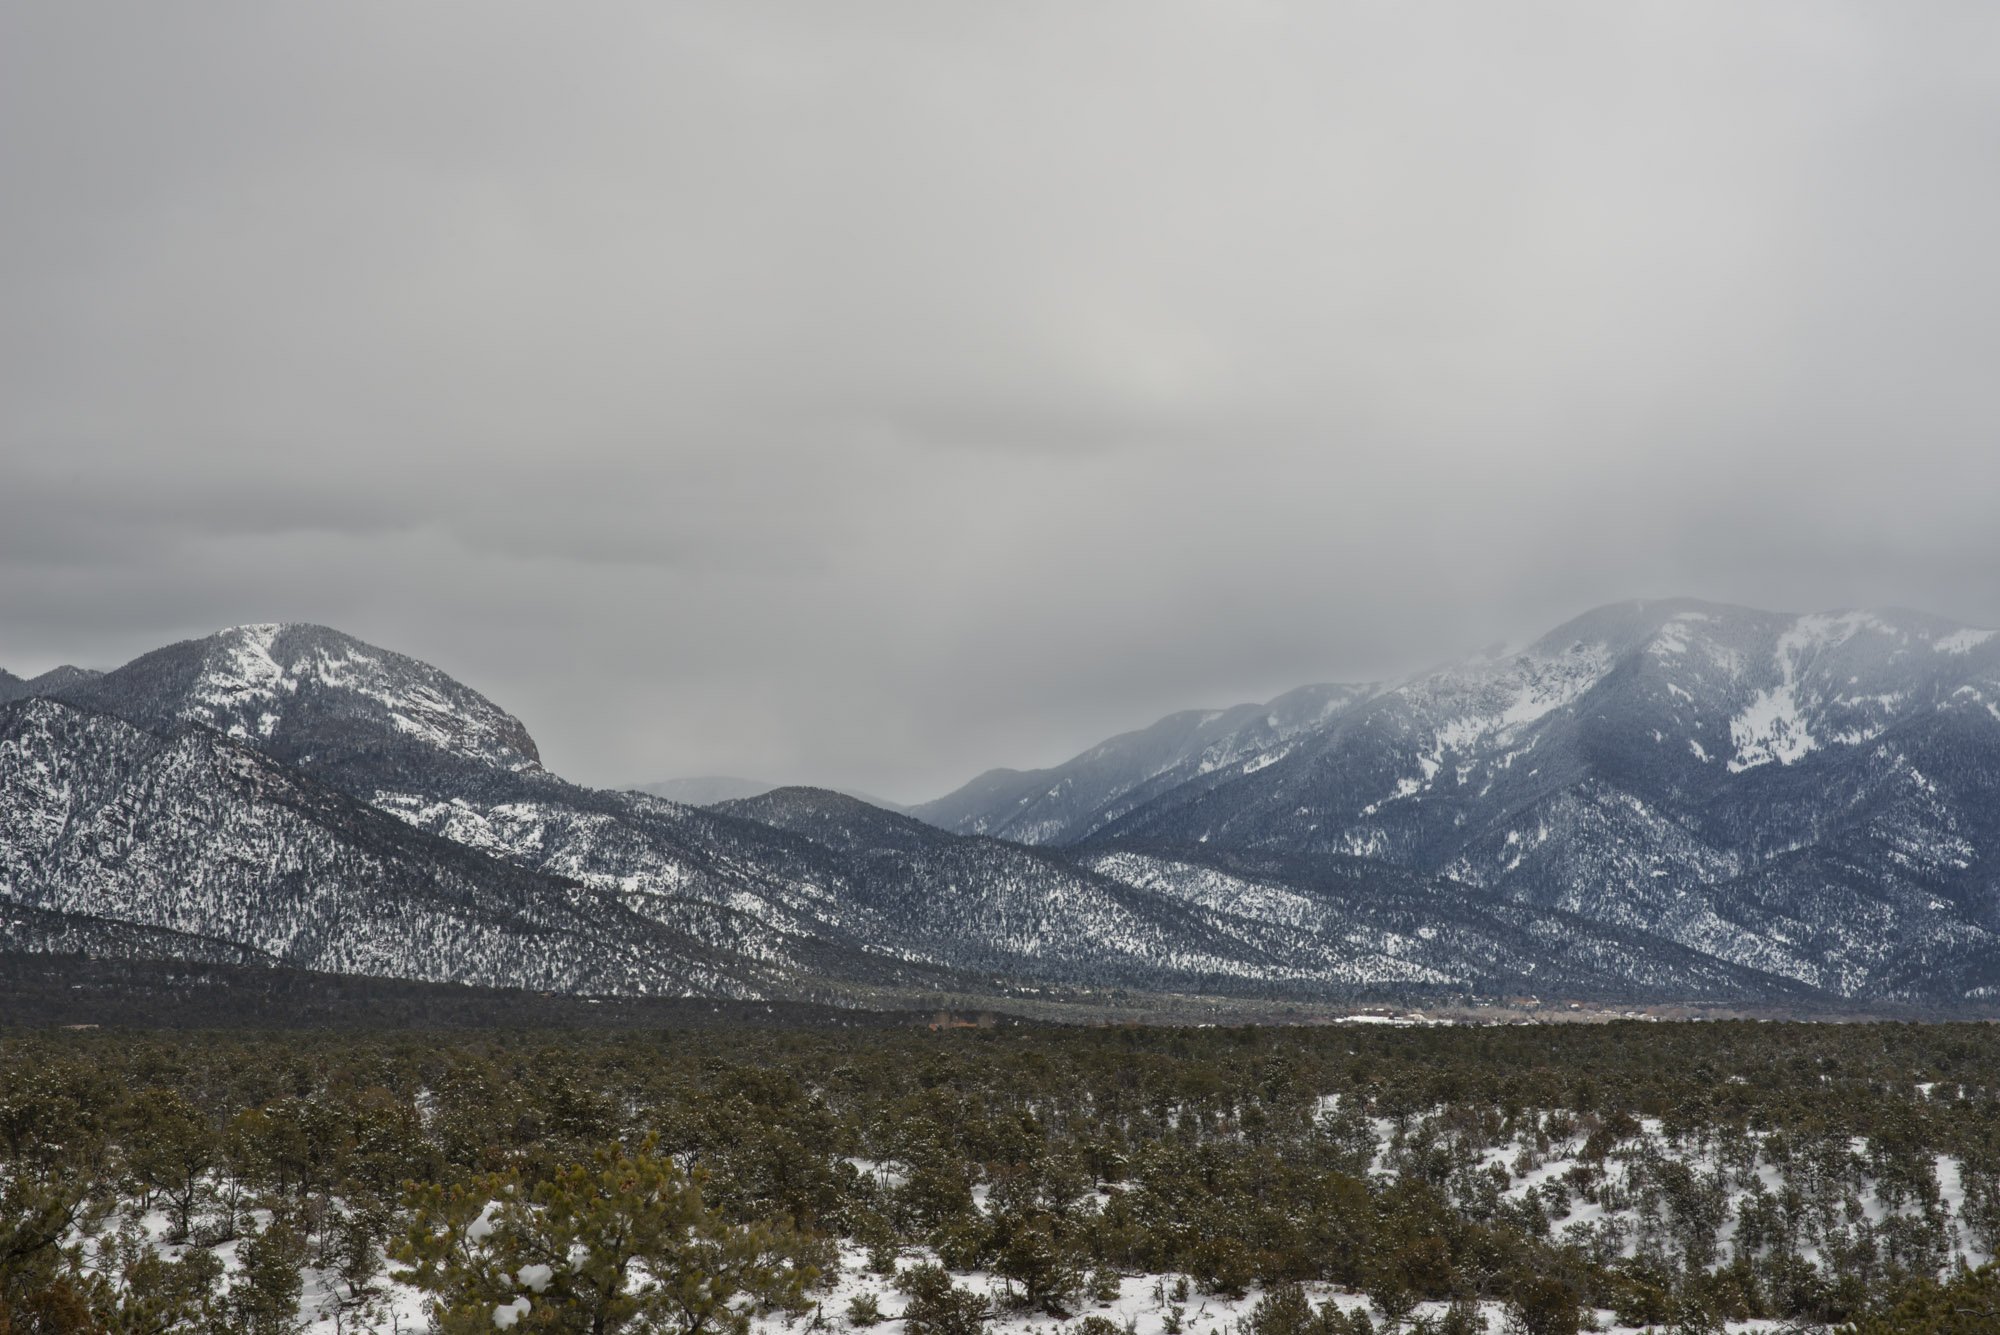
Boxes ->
[921,600,2000,845]
[915,599,2000,1003]
[910,680,1381,846]
[5,601,2000,1008]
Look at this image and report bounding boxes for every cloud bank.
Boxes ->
[5,2,1999,799]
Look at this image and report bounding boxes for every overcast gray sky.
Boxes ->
[5,2,2000,801]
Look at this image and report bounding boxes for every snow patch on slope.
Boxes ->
[1936,628,1995,655]
[1727,616,1857,772]
[1728,685,1815,772]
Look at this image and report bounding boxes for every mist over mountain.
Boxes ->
[631,776,783,806]
[632,775,909,813]
[5,601,1999,1010]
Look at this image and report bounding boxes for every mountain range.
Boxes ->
[5,600,1998,1011]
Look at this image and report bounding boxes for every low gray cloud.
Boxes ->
[5,2,2000,800]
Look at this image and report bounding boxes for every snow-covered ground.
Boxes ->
[58,1092,1992,1332]
[260,1240,1808,1335]
[739,1247,1815,1335]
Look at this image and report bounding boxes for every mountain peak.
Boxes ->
[55,622,541,774]
[0,663,105,705]
[1520,598,1761,659]
[632,775,781,806]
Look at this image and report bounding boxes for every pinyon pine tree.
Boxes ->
[397,1135,814,1335]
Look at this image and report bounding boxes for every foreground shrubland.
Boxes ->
[2,1020,1997,1333]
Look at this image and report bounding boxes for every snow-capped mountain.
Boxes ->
[911,683,1377,844]
[0,696,756,995]
[721,787,1816,1003]
[6,604,2000,1008]
[916,600,2000,1002]
[7,627,974,996]
[53,622,541,785]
